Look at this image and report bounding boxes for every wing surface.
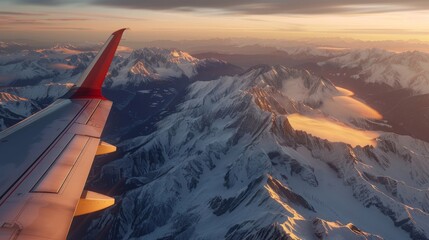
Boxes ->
[0,28,126,240]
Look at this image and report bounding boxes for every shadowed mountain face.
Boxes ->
[193,51,334,69]
[1,44,429,240]
[384,94,429,142]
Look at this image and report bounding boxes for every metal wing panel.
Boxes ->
[0,99,88,200]
[33,135,92,194]
[0,137,101,240]
[0,99,111,240]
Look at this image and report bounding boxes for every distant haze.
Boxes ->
[2,0,429,52]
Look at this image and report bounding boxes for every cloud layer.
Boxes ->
[91,0,426,14]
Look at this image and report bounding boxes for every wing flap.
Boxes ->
[75,99,101,124]
[74,191,115,216]
[4,137,101,240]
[96,141,117,155]
[32,135,90,193]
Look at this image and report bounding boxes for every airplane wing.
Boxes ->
[0,28,126,240]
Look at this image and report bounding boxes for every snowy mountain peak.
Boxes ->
[129,61,151,76]
[52,43,77,50]
[170,49,197,62]
[129,48,198,64]
[0,42,28,54]
[320,48,392,68]
[241,65,338,108]
[35,43,83,56]
[0,41,26,49]
[0,92,28,103]
[108,48,237,88]
[0,92,34,120]
[282,46,349,57]
[321,48,429,94]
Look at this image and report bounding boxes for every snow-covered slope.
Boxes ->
[74,66,429,240]
[0,41,28,54]
[246,65,381,126]
[2,83,74,101]
[320,49,429,94]
[0,47,94,86]
[0,44,241,89]
[0,92,35,118]
[0,83,74,130]
[106,48,239,88]
[282,46,348,58]
[0,45,241,130]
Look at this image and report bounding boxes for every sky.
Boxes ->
[1,0,429,45]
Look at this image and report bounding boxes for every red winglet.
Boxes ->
[71,28,127,99]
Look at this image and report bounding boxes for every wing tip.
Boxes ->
[68,28,127,99]
[112,28,129,36]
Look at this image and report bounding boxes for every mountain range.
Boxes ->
[1,43,429,240]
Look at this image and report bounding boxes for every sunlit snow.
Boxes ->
[322,87,382,121]
[287,113,379,147]
[50,63,77,70]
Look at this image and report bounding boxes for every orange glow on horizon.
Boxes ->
[1,2,429,46]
